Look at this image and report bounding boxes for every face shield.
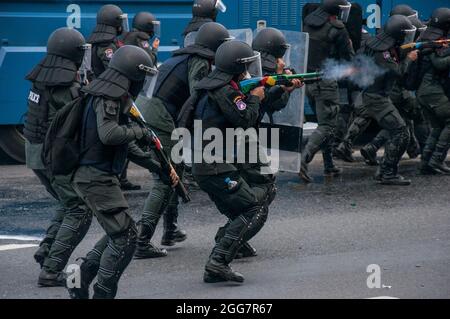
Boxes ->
[138,64,159,98]
[79,44,92,84]
[402,26,417,45]
[238,51,262,78]
[338,2,351,23]
[215,0,227,13]
[281,44,292,69]
[152,20,161,38]
[120,14,130,33]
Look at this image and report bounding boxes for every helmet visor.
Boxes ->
[120,13,130,33]
[215,0,227,13]
[152,20,161,38]
[282,44,292,68]
[338,3,351,23]
[79,44,92,84]
[238,51,262,77]
[402,26,417,45]
[138,65,159,98]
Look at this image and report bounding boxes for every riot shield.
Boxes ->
[228,28,253,45]
[258,30,309,173]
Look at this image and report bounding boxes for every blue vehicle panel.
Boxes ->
[0,0,447,125]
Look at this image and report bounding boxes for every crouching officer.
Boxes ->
[133,22,232,259]
[123,11,160,66]
[217,27,303,260]
[299,0,355,183]
[88,4,128,77]
[24,28,90,282]
[417,7,450,175]
[182,0,227,40]
[191,40,275,283]
[68,45,176,299]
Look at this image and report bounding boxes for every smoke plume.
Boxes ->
[321,54,386,88]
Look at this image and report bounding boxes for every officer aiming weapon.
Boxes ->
[129,102,191,203]
[400,39,450,51]
[239,72,323,94]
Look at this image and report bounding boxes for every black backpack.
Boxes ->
[42,95,86,175]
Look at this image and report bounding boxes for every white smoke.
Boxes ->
[322,54,387,88]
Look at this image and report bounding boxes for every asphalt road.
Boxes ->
[0,153,449,299]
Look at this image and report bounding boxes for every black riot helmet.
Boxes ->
[389,4,418,18]
[322,0,351,23]
[47,27,86,65]
[385,14,417,44]
[429,7,450,34]
[132,12,159,36]
[195,22,232,52]
[409,16,427,39]
[97,4,125,28]
[192,0,227,20]
[215,40,261,75]
[252,28,290,59]
[109,45,155,82]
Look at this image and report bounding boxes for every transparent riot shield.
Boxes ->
[228,28,253,45]
[258,30,309,173]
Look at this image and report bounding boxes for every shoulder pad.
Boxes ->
[329,19,345,29]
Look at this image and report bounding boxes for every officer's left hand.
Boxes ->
[169,166,179,187]
[152,38,160,50]
[407,50,419,62]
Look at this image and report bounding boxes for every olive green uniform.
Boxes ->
[134,55,209,247]
[26,85,90,270]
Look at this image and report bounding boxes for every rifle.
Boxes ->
[400,39,450,51]
[129,102,191,203]
[239,72,323,95]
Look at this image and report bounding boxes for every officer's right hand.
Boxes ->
[250,86,265,101]
[131,124,147,140]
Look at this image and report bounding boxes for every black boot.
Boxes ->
[204,258,244,283]
[120,179,141,191]
[407,138,421,159]
[67,258,99,299]
[161,208,187,246]
[299,162,313,183]
[360,143,379,166]
[134,223,167,259]
[428,146,450,175]
[378,163,411,186]
[34,242,51,268]
[334,141,355,162]
[419,148,436,175]
[38,268,66,287]
[323,148,343,176]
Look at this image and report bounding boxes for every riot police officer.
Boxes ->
[216,27,303,260]
[123,11,160,65]
[88,4,127,77]
[132,22,232,259]
[357,15,419,185]
[68,45,177,299]
[416,7,450,175]
[190,40,277,283]
[299,0,355,183]
[182,0,227,38]
[24,28,91,286]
